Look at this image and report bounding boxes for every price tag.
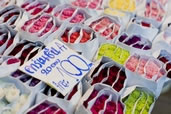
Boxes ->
[19,39,93,95]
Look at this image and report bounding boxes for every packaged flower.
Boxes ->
[122,86,155,114]
[71,0,105,10]
[85,15,122,42]
[19,14,63,43]
[21,0,51,17]
[11,70,45,92]
[58,24,98,60]
[96,43,130,65]
[0,24,19,55]
[125,54,166,81]
[52,4,90,24]
[75,84,124,114]
[108,0,145,13]
[0,5,26,28]
[136,0,168,27]
[3,40,44,65]
[0,77,34,114]
[157,50,171,78]
[26,100,67,114]
[89,58,127,93]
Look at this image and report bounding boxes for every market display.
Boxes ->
[86,15,121,40]
[0,5,24,27]
[90,60,127,92]
[0,0,170,114]
[27,100,66,114]
[122,87,155,114]
[97,43,130,65]
[61,25,94,43]
[125,54,166,81]
[157,50,171,78]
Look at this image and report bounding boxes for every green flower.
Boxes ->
[100,44,110,50]
[141,109,148,114]
[131,89,141,98]
[134,91,148,114]
[114,47,122,57]
[147,94,154,105]
[104,50,114,58]
[112,56,120,63]
[125,109,132,114]
[120,50,130,64]
[124,89,142,114]
[141,92,155,114]
[108,44,117,51]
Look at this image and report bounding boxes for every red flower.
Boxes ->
[104,101,116,114]
[83,89,98,108]
[91,95,109,114]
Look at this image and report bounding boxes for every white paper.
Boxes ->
[19,39,93,96]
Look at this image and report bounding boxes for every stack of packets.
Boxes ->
[0,0,170,113]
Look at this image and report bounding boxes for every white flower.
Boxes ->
[5,85,20,103]
[0,87,5,99]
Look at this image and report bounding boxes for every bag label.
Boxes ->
[19,39,93,95]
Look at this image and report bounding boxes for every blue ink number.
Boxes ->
[60,55,92,77]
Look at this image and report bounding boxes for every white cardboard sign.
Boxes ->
[19,39,93,96]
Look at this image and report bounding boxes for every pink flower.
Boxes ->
[126,55,139,72]
[145,60,160,79]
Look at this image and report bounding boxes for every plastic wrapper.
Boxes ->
[121,86,156,114]
[126,17,159,41]
[48,0,67,6]
[0,24,19,55]
[85,15,123,42]
[107,0,146,13]
[136,0,168,27]
[166,0,171,16]
[95,43,130,65]
[70,0,105,16]
[26,98,68,114]
[125,54,166,82]
[104,8,132,27]
[21,0,53,17]
[116,32,152,55]
[52,4,91,24]
[161,16,171,31]
[0,0,16,8]
[0,56,20,78]
[10,70,46,92]
[71,0,104,10]
[36,80,84,109]
[152,40,171,81]
[3,40,44,65]
[88,57,127,93]
[157,50,171,79]
[58,24,99,60]
[61,25,94,44]
[0,0,24,9]
[0,77,35,114]
[19,14,64,43]
[26,97,75,114]
[153,26,171,45]
[152,32,171,91]
[75,84,124,114]
[0,5,27,28]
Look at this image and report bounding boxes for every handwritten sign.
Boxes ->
[19,39,93,95]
